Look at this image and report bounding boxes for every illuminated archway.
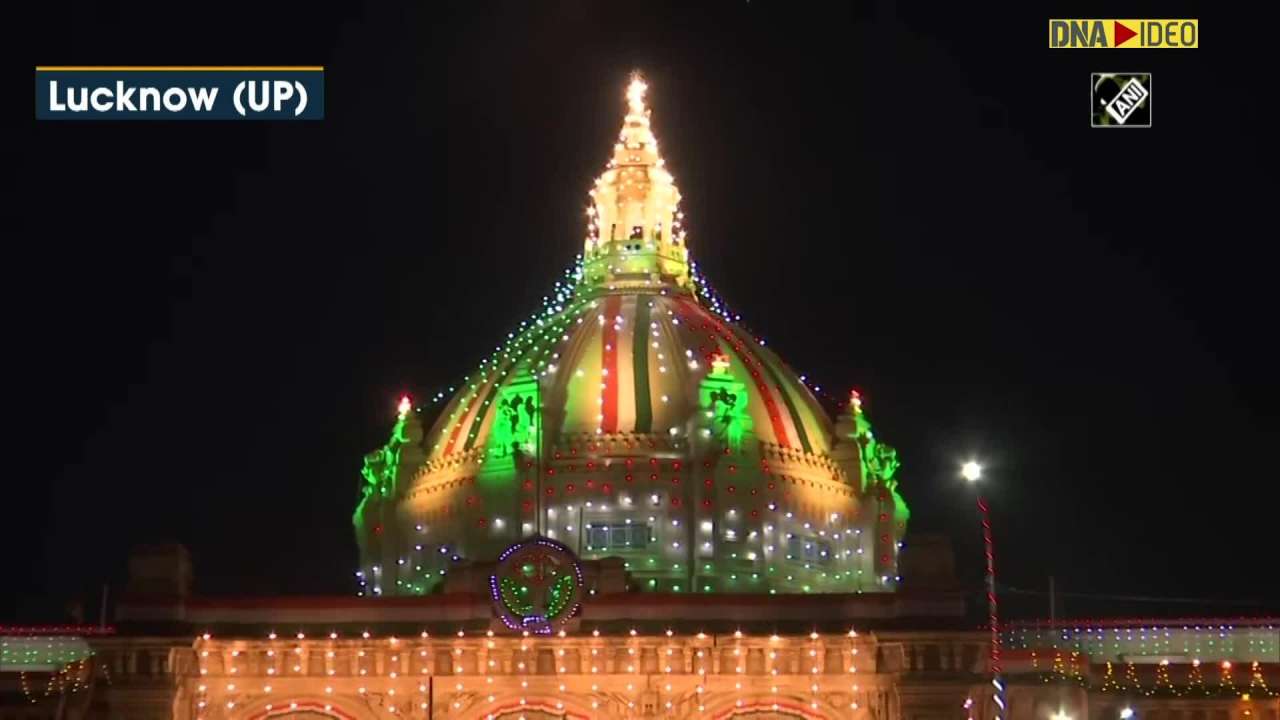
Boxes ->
[241,699,365,720]
[461,697,593,720]
[707,698,835,720]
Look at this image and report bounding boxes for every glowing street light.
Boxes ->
[1120,708,1135,719]
[961,460,983,482]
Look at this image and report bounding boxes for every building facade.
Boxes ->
[6,78,1277,720]
[2,544,1276,720]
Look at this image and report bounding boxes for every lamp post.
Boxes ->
[963,460,1005,720]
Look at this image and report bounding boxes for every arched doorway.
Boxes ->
[485,711,574,720]
[240,699,366,720]
[707,699,835,720]
[462,698,592,720]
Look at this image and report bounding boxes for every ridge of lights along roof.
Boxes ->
[689,261,841,404]
[422,257,586,409]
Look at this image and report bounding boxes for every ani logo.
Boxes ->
[1092,73,1152,128]
[490,537,584,634]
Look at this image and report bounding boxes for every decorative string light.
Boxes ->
[1123,660,1141,691]
[1220,660,1237,693]
[1154,659,1180,697]
[1101,661,1120,692]
[1189,658,1206,695]
[1003,620,1279,663]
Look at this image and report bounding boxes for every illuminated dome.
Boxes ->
[354,75,909,597]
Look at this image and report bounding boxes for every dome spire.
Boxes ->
[583,72,690,292]
[626,73,647,116]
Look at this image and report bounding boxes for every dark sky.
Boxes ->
[10,1,1276,621]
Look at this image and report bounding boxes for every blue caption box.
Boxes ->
[35,67,324,120]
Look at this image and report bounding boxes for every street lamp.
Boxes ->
[1120,708,1135,719]
[962,460,1004,720]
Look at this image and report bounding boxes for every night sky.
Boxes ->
[12,1,1276,621]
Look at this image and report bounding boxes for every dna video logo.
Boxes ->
[1049,19,1198,48]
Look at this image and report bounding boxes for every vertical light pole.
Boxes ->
[963,460,1005,720]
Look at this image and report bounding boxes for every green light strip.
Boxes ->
[631,297,653,433]
[463,289,589,454]
[462,288,584,454]
[763,353,814,454]
[463,355,522,453]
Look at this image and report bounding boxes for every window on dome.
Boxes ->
[617,523,652,549]
[786,535,833,566]
[587,523,653,551]
[630,225,644,240]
